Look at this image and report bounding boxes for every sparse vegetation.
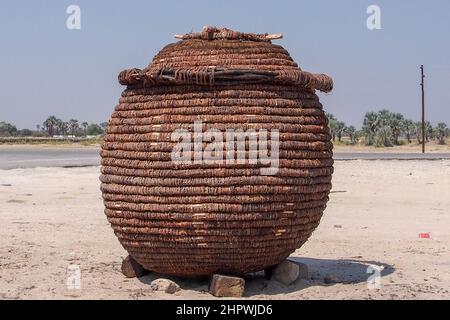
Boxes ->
[0,121,18,137]
[1,112,449,148]
[435,123,449,145]
[38,116,107,138]
[327,109,449,148]
[0,136,103,145]
[0,116,107,145]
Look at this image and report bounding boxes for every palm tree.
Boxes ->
[389,112,405,145]
[415,122,423,144]
[363,110,403,146]
[55,119,66,136]
[403,119,414,143]
[336,121,346,142]
[374,126,393,147]
[436,123,448,145]
[68,119,79,137]
[362,111,379,145]
[425,121,433,142]
[81,122,89,136]
[344,126,357,144]
[43,116,59,137]
[326,113,338,141]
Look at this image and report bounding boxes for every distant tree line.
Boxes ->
[327,109,449,147]
[1,111,449,147]
[0,116,108,138]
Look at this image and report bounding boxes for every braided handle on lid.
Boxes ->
[174,26,283,42]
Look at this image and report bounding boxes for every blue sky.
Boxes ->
[1,0,449,129]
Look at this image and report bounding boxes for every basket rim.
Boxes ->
[118,67,333,93]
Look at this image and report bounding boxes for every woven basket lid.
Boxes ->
[119,26,333,92]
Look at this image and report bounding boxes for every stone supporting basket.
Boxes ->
[100,26,334,278]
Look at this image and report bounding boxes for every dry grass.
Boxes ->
[0,137,103,146]
[333,138,450,153]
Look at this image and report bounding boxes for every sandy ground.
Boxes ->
[0,160,449,300]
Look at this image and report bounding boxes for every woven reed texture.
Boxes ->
[101,27,334,277]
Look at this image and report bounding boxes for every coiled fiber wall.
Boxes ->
[100,27,334,277]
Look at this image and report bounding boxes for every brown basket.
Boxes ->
[101,26,334,277]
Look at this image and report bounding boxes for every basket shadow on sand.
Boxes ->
[137,257,395,297]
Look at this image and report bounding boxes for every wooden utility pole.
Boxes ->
[420,65,425,153]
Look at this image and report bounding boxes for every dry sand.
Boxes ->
[0,160,449,300]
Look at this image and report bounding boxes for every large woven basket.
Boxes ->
[100,27,334,277]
